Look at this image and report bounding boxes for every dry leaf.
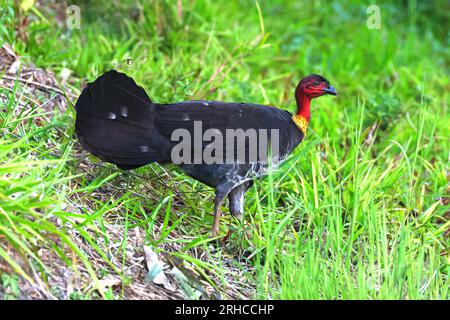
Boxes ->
[98,276,121,291]
[143,245,177,292]
[8,60,21,74]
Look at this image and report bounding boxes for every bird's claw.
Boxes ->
[232,212,243,222]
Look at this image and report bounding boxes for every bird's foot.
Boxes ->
[211,224,220,237]
[231,211,243,222]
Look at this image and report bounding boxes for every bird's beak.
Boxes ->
[323,85,337,96]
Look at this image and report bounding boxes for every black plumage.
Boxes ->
[75,70,336,235]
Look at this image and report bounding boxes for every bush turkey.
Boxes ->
[75,70,337,235]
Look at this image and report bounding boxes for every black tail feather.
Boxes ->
[75,70,171,169]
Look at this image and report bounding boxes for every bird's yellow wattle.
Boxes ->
[292,114,309,135]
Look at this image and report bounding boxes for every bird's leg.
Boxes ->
[212,186,229,236]
[228,185,246,221]
[212,182,251,236]
[228,181,253,222]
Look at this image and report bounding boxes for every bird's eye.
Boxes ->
[314,81,320,86]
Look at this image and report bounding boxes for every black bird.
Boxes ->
[75,70,336,235]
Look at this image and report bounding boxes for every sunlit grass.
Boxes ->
[252,102,448,299]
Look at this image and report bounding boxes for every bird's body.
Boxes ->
[157,100,305,184]
[75,70,336,235]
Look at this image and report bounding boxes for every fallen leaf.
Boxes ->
[143,245,177,292]
[98,276,121,291]
[8,60,21,74]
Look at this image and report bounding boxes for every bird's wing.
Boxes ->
[154,101,303,162]
[155,101,294,132]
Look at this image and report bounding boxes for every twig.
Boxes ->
[1,74,77,98]
[78,158,209,196]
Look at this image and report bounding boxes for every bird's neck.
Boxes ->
[292,93,311,135]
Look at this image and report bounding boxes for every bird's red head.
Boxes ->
[296,74,337,98]
[295,74,337,121]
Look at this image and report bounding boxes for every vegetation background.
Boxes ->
[0,0,448,299]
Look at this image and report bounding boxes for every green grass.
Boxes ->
[0,0,448,299]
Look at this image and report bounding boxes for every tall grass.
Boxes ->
[253,102,448,299]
